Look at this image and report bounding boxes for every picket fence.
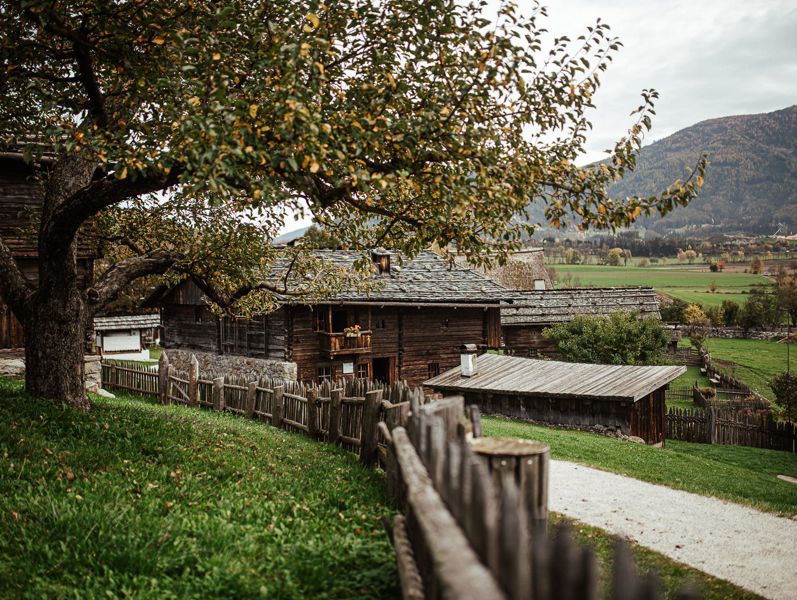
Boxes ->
[666,406,796,452]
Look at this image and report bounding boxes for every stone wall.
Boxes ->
[85,354,102,392]
[164,348,297,381]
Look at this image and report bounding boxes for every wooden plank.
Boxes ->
[360,390,383,467]
[245,381,257,419]
[272,385,284,428]
[392,515,425,600]
[328,388,342,444]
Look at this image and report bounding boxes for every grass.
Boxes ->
[553,514,761,600]
[671,366,711,389]
[482,416,797,516]
[0,378,398,599]
[552,264,771,307]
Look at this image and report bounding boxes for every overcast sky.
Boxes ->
[532,0,797,163]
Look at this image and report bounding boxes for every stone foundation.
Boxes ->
[84,354,102,392]
[164,348,297,381]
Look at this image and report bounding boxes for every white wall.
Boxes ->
[101,331,141,353]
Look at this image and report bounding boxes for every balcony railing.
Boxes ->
[319,330,372,358]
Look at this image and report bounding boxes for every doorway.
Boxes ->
[371,356,396,383]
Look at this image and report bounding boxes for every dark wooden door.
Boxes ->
[0,302,24,349]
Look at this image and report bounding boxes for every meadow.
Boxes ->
[550,264,771,307]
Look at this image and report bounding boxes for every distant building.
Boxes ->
[147,250,512,385]
[93,314,162,357]
[455,247,552,291]
[501,287,661,357]
[425,351,684,445]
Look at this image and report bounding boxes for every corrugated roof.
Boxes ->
[501,287,660,326]
[94,314,161,331]
[424,353,684,402]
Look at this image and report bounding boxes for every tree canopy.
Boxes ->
[0,0,705,405]
[543,312,669,366]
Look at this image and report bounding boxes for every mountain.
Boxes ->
[605,105,797,236]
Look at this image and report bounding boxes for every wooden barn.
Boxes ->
[149,250,512,385]
[502,287,661,357]
[425,351,684,445]
[0,152,97,349]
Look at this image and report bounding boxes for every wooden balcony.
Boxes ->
[319,330,372,358]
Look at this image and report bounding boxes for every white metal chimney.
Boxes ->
[460,343,478,377]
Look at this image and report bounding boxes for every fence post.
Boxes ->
[245,381,258,419]
[188,354,199,406]
[272,385,284,428]
[360,389,383,467]
[307,388,318,438]
[159,352,170,404]
[708,406,717,444]
[212,377,225,411]
[329,389,342,444]
[109,363,117,390]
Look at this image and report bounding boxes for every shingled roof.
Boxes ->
[501,287,660,326]
[292,250,512,305]
[94,314,161,331]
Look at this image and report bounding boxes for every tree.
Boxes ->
[0,1,705,408]
[660,297,688,323]
[543,312,669,366]
[775,268,797,327]
[720,299,740,326]
[750,256,764,274]
[683,303,709,351]
[739,288,779,331]
[770,372,797,422]
[606,247,625,266]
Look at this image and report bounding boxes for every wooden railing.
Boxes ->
[318,330,372,358]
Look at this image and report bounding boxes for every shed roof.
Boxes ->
[424,353,684,402]
[501,287,660,326]
[94,314,161,331]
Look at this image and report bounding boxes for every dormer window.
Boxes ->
[371,248,391,274]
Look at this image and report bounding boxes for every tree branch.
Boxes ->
[0,234,34,322]
[85,248,179,311]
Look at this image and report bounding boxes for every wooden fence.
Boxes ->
[102,353,418,466]
[383,396,699,599]
[667,406,796,452]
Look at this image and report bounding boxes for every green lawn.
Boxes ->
[552,264,771,307]
[0,378,398,599]
[482,416,797,516]
[680,338,793,402]
[671,365,711,389]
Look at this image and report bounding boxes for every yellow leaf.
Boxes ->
[305,13,320,30]
[696,175,704,187]
[314,62,324,75]
[153,36,165,45]
[310,161,320,173]
[249,104,258,119]
[212,52,221,61]
[118,167,128,180]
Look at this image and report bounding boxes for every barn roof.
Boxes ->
[94,314,161,331]
[501,287,660,326]
[424,353,684,402]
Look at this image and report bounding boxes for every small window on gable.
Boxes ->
[317,366,333,381]
[374,319,387,330]
[427,362,440,378]
[533,279,546,290]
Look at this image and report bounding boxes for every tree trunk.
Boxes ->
[24,234,90,410]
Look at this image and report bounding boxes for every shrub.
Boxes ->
[771,372,797,422]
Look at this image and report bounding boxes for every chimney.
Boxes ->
[371,248,391,274]
[460,343,478,377]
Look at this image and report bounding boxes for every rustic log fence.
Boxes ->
[383,396,698,599]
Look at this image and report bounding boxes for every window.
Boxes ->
[374,319,387,330]
[317,366,333,381]
[313,309,326,332]
[533,279,546,290]
[427,362,440,378]
[356,363,369,379]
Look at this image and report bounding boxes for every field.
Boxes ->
[0,379,398,599]
[685,338,793,402]
[483,416,797,516]
[550,264,771,307]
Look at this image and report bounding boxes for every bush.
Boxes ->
[660,298,688,323]
[771,372,797,422]
[543,311,669,366]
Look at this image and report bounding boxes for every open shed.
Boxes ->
[425,353,684,445]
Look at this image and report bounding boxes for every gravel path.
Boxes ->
[550,460,797,600]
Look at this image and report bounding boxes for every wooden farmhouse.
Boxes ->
[149,250,511,385]
[0,153,98,349]
[501,287,661,357]
[426,351,685,445]
[93,314,162,357]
